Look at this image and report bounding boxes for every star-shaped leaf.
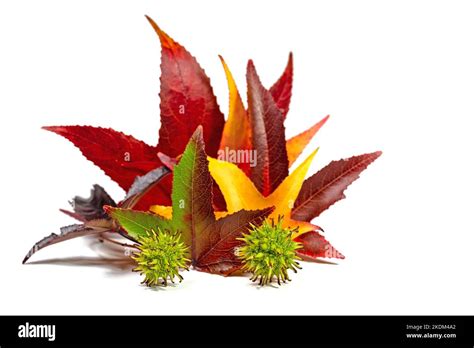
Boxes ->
[147,16,225,159]
[108,127,272,275]
[207,148,320,237]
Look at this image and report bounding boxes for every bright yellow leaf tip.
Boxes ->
[207,148,320,237]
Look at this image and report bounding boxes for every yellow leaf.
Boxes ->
[208,148,319,237]
[218,56,251,156]
[149,205,173,219]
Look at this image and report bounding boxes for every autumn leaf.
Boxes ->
[247,60,289,196]
[208,147,319,237]
[294,231,345,261]
[146,16,225,159]
[108,127,272,275]
[218,56,252,175]
[43,126,160,190]
[44,17,225,192]
[292,151,382,221]
[23,166,172,263]
[286,115,330,167]
[22,221,114,264]
[269,53,293,118]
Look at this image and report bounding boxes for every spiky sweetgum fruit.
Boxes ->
[237,217,302,286]
[132,229,190,287]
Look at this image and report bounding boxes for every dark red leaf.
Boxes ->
[247,60,289,196]
[146,16,225,158]
[295,231,345,260]
[269,52,293,119]
[292,151,382,221]
[22,222,113,264]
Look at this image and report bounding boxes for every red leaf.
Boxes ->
[294,231,345,260]
[130,173,173,211]
[269,53,293,119]
[292,151,382,221]
[43,126,160,190]
[146,16,225,158]
[247,60,289,196]
[44,17,227,196]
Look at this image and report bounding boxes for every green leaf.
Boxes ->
[105,207,171,240]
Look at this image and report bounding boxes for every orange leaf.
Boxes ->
[286,115,329,167]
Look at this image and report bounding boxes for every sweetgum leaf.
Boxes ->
[146,16,225,158]
[247,60,289,196]
[292,151,382,221]
[22,222,112,264]
[108,126,272,275]
[269,53,293,118]
[294,231,345,260]
[43,126,160,190]
[209,148,319,238]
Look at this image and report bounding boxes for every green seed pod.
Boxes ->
[237,217,302,286]
[132,229,190,287]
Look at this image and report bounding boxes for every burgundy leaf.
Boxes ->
[292,151,382,221]
[269,52,293,118]
[295,231,345,260]
[247,60,289,196]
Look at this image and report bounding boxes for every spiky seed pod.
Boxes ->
[237,217,302,286]
[132,229,190,287]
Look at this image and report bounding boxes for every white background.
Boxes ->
[0,0,473,315]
